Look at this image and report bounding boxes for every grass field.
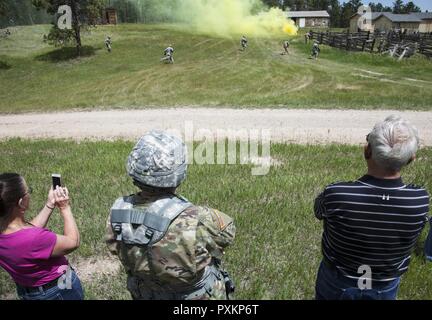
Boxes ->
[0,24,432,113]
[0,139,431,300]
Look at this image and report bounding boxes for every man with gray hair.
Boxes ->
[314,115,429,300]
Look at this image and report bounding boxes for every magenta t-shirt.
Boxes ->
[0,227,68,287]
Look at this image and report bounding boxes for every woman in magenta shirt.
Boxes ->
[0,173,83,300]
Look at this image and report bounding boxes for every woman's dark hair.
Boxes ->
[0,173,26,218]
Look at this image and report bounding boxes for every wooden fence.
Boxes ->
[308,30,432,59]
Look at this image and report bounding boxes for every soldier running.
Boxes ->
[282,40,290,55]
[305,31,312,44]
[161,45,174,64]
[240,35,248,51]
[105,36,112,53]
[311,41,321,60]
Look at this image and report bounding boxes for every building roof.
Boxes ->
[286,11,330,18]
[412,12,432,20]
[378,12,422,22]
[370,12,384,20]
[351,12,432,23]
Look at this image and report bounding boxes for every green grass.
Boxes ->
[0,139,431,299]
[0,24,432,113]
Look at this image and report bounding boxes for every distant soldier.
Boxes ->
[161,45,174,64]
[240,35,248,51]
[5,28,10,36]
[311,41,321,60]
[106,131,236,300]
[105,36,112,53]
[282,40,290,55]
[305,31,312,44]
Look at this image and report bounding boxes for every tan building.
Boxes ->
[286,11,330,28]
[350,12,432,33]
[416,13,432,32]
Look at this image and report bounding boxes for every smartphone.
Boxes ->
[52,174,62,189]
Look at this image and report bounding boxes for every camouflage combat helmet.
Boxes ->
[126,131,188,188]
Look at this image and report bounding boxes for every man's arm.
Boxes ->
[198,207,236,260]
[314,191,327,220]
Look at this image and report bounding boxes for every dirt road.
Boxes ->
[1,108,432,145]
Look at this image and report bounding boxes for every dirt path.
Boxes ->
[1,108,432,145]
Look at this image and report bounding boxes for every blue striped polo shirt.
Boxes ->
[315,175,430,282]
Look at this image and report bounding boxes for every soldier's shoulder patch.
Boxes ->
[180,205,200,218]
[197,206,233,231]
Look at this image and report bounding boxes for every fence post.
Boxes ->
[370,38,376,53]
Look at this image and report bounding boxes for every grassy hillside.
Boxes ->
[0,139,431,299]
[0,24,431,113]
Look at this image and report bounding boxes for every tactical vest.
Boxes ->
[110,194,193,246]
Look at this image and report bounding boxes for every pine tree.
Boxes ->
[0,0,6,16]
[328,0,341,27]
[403,1,421,13]
[340,0,363,27]
[392,0,404,14]
[33,0,104,56]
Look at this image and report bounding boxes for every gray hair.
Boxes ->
[368,115,420,171]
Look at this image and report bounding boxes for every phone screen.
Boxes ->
[52,174,61,189]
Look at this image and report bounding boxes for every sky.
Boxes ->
[339,0,432,11]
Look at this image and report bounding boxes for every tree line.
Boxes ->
[0,0,425,29]
[0,0,51,27]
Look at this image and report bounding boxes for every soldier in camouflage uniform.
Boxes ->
[240,36,248,51]
[282,40,290,55]
[311,41,321,60]
[161,45,174,64]
[105,36,112,53]
[305,31,312,44]
[105,131,236,300]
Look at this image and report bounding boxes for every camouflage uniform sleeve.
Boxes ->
[196,206,236,260]
[104,213,119,256]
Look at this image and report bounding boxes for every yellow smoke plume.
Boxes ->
[174,0,298,37]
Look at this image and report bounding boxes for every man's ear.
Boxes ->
[407,154,416,165]
[364,144,372,160]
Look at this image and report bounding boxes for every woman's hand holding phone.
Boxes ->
[54,186,70,211]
